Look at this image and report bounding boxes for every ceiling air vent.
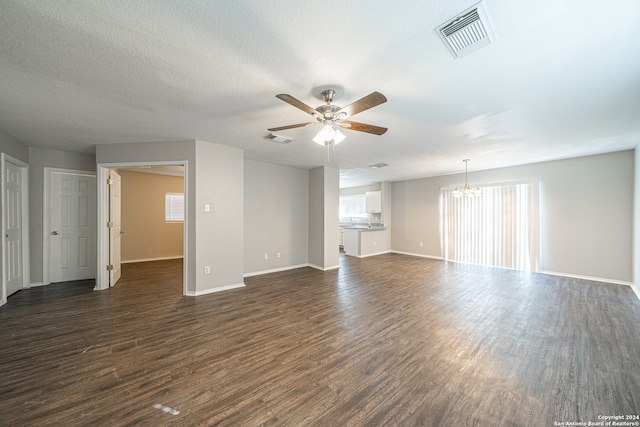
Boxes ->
[263,133,293,144]
[436,2,496,58]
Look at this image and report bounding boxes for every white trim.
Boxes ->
[96,166,109,290]
[96,161,188,295]
[391,250,444,260]
[244,263,309,278]
[1,154,30,307]
[308,263,340,271]
[29,282,45,288]
[355,250,392,258]
[632,284,640,301]
[540,270,633,287]
[185,282,245,296]
[43,167,96,286]
[122,255,183,264]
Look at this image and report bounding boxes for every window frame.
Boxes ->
[165,192,185,223]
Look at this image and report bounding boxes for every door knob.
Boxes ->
[4,234,7,238]
[51,231,59,235]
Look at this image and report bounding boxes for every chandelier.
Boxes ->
[452,159,481,197]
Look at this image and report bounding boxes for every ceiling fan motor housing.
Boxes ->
[315,104,342,121]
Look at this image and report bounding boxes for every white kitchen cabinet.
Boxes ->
[365,191,381,213]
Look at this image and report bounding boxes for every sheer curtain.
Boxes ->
[440,181,540,272]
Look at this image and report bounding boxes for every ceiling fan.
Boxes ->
[268,89,388,146]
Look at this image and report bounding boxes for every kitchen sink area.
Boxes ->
[339,187,390,257]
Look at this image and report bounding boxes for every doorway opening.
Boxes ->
[96,162,187,295]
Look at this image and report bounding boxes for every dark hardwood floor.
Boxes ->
[1,254,639,426]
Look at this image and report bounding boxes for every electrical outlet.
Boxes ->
[277,252,281,258]
[264,253,269,260]
[419,242,423,247]
[204,204,211,213]
[204,266,210,274]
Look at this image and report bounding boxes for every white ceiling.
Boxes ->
[1,0,639,187]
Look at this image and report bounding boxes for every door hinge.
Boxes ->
[107,221,114,228]
[106,265,114,271]
[107,178,113,185]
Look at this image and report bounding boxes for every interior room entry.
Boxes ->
[3,158,25,297]
[96,162,186,294]
[48,170,97,283]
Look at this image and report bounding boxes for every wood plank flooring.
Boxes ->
[1,254,639,426]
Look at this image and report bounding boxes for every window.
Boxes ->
[165,193,184,222]
[440,181,540,272]
[339,195,367,220]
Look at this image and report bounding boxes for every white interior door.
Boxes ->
[4,160,23,296]
[109,169,122,286]
[49,171,97,282]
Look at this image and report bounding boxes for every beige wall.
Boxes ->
[119,170,184,263]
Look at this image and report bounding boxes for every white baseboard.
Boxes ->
[540,270,633,287]
[308,263,340,271]
[244,263,309,278]
[185,282,245,296]
[391,250,444,260]
[28,282,45,288]
[357,250,392,258]
[122,255,183,264]
[0,297,6,307]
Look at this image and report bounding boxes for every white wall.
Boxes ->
[309,166,339,270]
[194,140,244,293]
[244,160,309,275]
[391,151,634,284]
[339,183,381,197]
[0,129,28,163]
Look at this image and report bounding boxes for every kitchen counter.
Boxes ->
[342,227,388,257]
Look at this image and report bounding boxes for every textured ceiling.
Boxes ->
[1,0,639,187]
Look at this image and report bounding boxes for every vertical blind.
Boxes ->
[440,181,540,272]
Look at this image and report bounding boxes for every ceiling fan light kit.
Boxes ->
[268,88,388,147]
[312,120,346,146]
[453,159,482,197]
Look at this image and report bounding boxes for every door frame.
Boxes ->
[1,153,30,306]
[95,161,188,295]
[42,167,97,286]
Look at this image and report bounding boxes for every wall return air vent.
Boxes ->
[436,2,496,58]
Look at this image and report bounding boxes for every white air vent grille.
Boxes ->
[264,133,293,144]
[436,2,496,58]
